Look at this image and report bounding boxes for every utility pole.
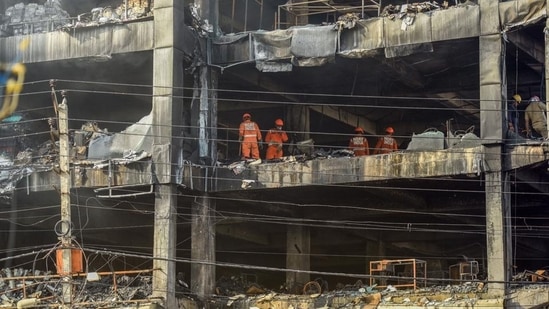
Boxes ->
[57,89,73,307]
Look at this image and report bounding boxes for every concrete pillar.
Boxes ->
[152,185,177,308]
[286,224,310,290]
[286,105,310,144]
[546,0,549,138]
[4,193,17,269]
[191,196,216,298]
[189,0,219,300]
[151,1,185,307]
[479,0,510,297]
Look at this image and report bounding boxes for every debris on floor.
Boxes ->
[0,267,156,308]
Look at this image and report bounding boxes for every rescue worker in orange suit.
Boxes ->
[265,118,289,160]
[373,126,398,155]
[349,127,369,156]
[239,113,262,159]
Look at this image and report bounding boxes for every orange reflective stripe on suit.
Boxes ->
[265,129,288,159]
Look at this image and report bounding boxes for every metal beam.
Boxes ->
[216,224,271,245]
[309,105,376,134]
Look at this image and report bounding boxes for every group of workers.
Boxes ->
[239,113,288,160]
[508,94,548,139]
[238,112,399,160]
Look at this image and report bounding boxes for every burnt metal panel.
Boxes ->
[338,18,384,58]
[479,33,504,144]
[383,11,432,47]
[253,29,293,72]
[212,33,251,64]
[0,21,154,64]
[290,25,337,66]
[384,42,433,58]
[115,21,155,52]
[253,29,292,60]
[431,5,480,41]
[500,0,546,30]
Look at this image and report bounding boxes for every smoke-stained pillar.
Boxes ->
[190,0,219,300]
[286,105,310,143]
[151,1,185,307]
[191,196,216,299]
[286,224,310,289]
[546,0,549,139]
[479,0,510,298]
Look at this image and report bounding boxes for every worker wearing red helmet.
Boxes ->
[349,127,369,156]
[239,113,262,159]
[373,126,398,155]
[265,118,289,160]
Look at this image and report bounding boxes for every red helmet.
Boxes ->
[242,113,251,119]
[275,119,284,126]
[385,126,394,134]
[354,127,364,133]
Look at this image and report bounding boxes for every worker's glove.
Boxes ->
[258,142,264,150]
[239,136,243,142]
[276,143,282,150]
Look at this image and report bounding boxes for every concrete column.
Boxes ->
[286,105,310,143]
[286,224,310,290]
[189,0,219,300]
[152,1,185,307]
[152,185,177,308]
[4,193,17,269]
[546,0,549,138]
[191,196,216,298]
[479,0,510,297]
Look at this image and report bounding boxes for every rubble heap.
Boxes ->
[74,0,153,27]
[0,267,154,308]
[0,0,154,37]
[380,1,448,18]
[0,1,70,37]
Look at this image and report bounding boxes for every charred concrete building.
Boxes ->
[1,0,549,308]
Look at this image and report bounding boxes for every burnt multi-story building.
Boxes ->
[1,0,549,308]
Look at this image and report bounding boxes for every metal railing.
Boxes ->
[276,0,380,29]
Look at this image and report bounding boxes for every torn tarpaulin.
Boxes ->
[92,150,151,169]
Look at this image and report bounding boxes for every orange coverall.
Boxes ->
[265,128,288,159]
[349,135,369,156]
[239,120,262,159]
[373,135,398,154]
